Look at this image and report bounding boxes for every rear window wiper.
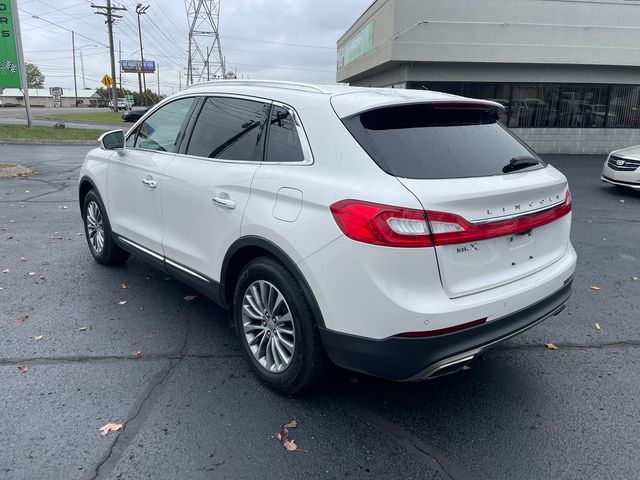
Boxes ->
[502,156,542,173]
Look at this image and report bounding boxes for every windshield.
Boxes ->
[342,103,546,179]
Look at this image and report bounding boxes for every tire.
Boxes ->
[233,256,330,394]
[82,189,130,265]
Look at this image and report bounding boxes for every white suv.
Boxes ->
[79,80,576,393]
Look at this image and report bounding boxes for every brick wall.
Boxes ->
[511,128,640,154]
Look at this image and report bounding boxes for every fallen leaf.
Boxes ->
[183,294,196,301]
[18,365,28,373]
[2,268,10,273]
[590,286,601,291]
[619,199,625,204]
[77,232,83,236]
[118,300,127,305]
[120,283,128,289]
[26,271,37,277]
[545,343,558,350]
[277,423,306,452]
[283,419,298,429]
[349,377,359,384]
[24,190,30,193]
[79,326,87,331]
[132,350,142,358]
[98,422,123,436]
[57,205,69,209]
[283,439,298,451]
[13,314,28,323]
[633,276,639,281]
[461,365,471,371]
[19,257,26,262]
[33,335,44,341]
[145,276,151,280]
[595,323,601,331]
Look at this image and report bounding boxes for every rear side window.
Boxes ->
[186,97,270,161]
[134,97,194,152]
[265,106,304,162]
[342,103,544,179]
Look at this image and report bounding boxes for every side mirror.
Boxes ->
[99,130,125,151]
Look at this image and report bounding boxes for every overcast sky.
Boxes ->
[16,0,371,95]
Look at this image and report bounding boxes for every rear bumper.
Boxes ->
[319,277,573,381]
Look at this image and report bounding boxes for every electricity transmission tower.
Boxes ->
[185,0,225,85]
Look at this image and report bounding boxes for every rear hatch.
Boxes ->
[340,100,571,298]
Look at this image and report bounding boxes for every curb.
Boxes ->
[0,139,98,146]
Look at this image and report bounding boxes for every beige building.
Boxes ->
[337,0,640,154]
[0,88,104,108]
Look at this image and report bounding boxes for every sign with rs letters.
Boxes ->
[0,0,20,88]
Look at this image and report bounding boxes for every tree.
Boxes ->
[25,63,45,89]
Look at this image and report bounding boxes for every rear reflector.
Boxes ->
[330,188,571,248]
[395,318,487,338]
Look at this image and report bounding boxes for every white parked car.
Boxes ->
[601,146,640,190]
[79,80,576,393]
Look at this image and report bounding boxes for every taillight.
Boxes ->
[329,200,433,248]
[330,189,571,248]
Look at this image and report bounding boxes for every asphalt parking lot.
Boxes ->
[1,144,639,480]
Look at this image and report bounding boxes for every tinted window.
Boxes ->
[186,97,270,161]
[265,106,304,162]
[343,104,544,179]
[134,97,194,152]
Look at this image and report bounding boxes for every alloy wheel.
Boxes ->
[86,200,105,254]
[241,280,296,373]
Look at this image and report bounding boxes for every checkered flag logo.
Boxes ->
[2,60,17,74]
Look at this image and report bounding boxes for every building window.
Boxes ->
[608,86,640,128]
[407,81,640,129]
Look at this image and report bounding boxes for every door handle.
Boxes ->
[212,196,236,209]
[141,177,157,189]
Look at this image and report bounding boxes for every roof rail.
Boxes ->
[184,79,330,94]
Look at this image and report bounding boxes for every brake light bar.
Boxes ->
[431,101,495,110]
[329,189,572,248]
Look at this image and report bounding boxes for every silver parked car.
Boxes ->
[601,146,640,190]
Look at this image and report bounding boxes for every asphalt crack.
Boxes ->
[339,401,474,480]
[86,358,177,480]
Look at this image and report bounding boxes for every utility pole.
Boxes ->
[185,0,225,85]
[10,0,32,126]
[136,4,149,106]
[72,31,78,108]
[118,40,122,94]
[91,1,126,111]
[179,69,182,90]
[79,50,86,88]
[157,63,160,97]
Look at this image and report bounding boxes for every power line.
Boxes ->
[18,7,108,47]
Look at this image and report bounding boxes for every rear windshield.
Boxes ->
[342,103,545,179]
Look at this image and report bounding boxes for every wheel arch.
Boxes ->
[78,176,98,217]
[221,236,326,329]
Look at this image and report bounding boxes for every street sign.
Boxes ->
[101,74,113,88]
[120,60,156,74]
[0,0,22,88]
[49,87,63,96]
